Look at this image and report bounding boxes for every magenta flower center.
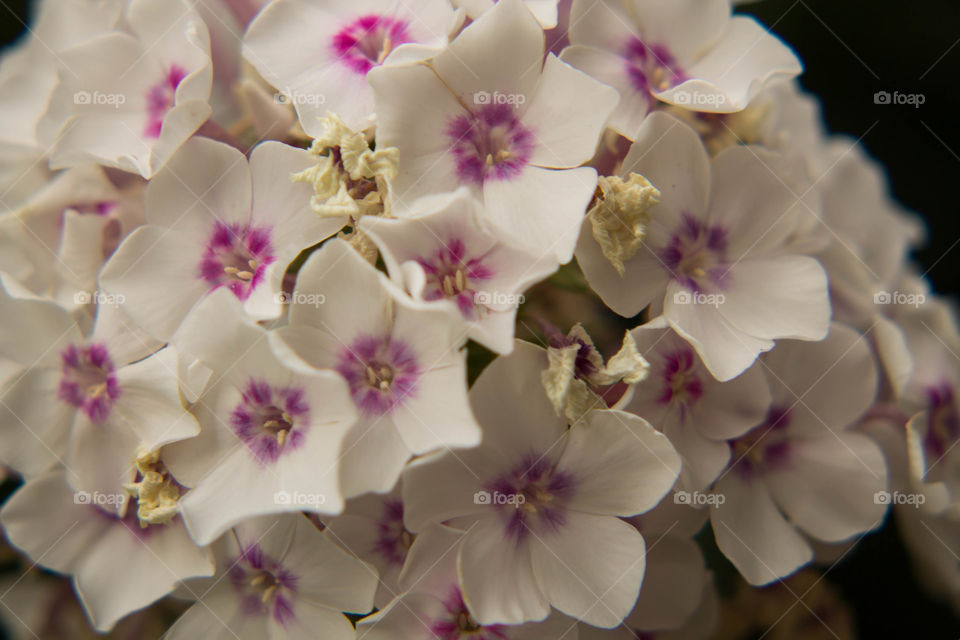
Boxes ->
[336,335,420,416]
[58,343,120,422]
[624,38,686,95]
[487,454,575,540]
[924,382,959,458]
[447,103,536,185]
[230,379,309,465]
[661,214,729,293]
[729,405,792,481]
[144,64,187,138]
[373,499,414,567]
[230,543,298,625]
[430,587,508,639]
[331,14,413,75]
[417,238,495,318]
[656,348,704,414]
[199,221,275,301]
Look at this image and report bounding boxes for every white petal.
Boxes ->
[762,323,878,435]
[0,368,75,477]
[658,16,801,112]
[432,0,545,107]
[630,0,730,62]
[339,415,412,499]
[392,363,480,454]
[112,346,200,449]
[560,409,680,516]
[711,474,812,585]
[289,239,392,345]
[482,165,596,262]
[560,45,651,138]
[664,282,773,382]
[459,515,550,625]
[716,256,830,342]
[99,226,209,341]
[280,515,378,613]
[249,140,344,249]
[767,432,887,543]
[524,55,619,169]
[145,136,251,235]
[626,534,706,631]
[530,512,645,628]
[367,63,466,215]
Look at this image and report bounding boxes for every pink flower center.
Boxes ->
[417,238,495,318]
[58,343,120,422]
[486,455,575,540]
[924,382,959,459]
[656,348,704,415]
[729,406,792,481]
[373,499,414,567]
[336,336,420,417]
[624,38,686,95]
[229,543,298,625]
[661,214,729,293]
[144,64,188,138]
[331,14,413,75]
[447,104,536,185]
[198,222,275,301]
[230,379,310,465]
[430,587,508,639]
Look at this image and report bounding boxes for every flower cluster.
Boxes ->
[0,0,954,637]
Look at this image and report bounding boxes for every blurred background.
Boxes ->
[2,0,960,638]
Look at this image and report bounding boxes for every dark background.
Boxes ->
[2,0,960,638]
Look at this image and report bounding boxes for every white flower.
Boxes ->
[278,238,480,498]
[243,0,458,134]
[163,289,358,545]
[0,468,213,631]
[897,298,960,516]
[577,111,830,381]
[322,483,412,608]
[99,136,342,341]
[6,165,144,313]
[46,0,214,178]
[166,514,378,639]
[580,501,714,638]
[368,0,619,262]
[0,0,123,207]
[626,324,771,491]
[560,0,802,137]
[361,188,558,354]
[402,341,680,627]
[359,524,580,638]
[709,324,888,585]
[0,287,197,490]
